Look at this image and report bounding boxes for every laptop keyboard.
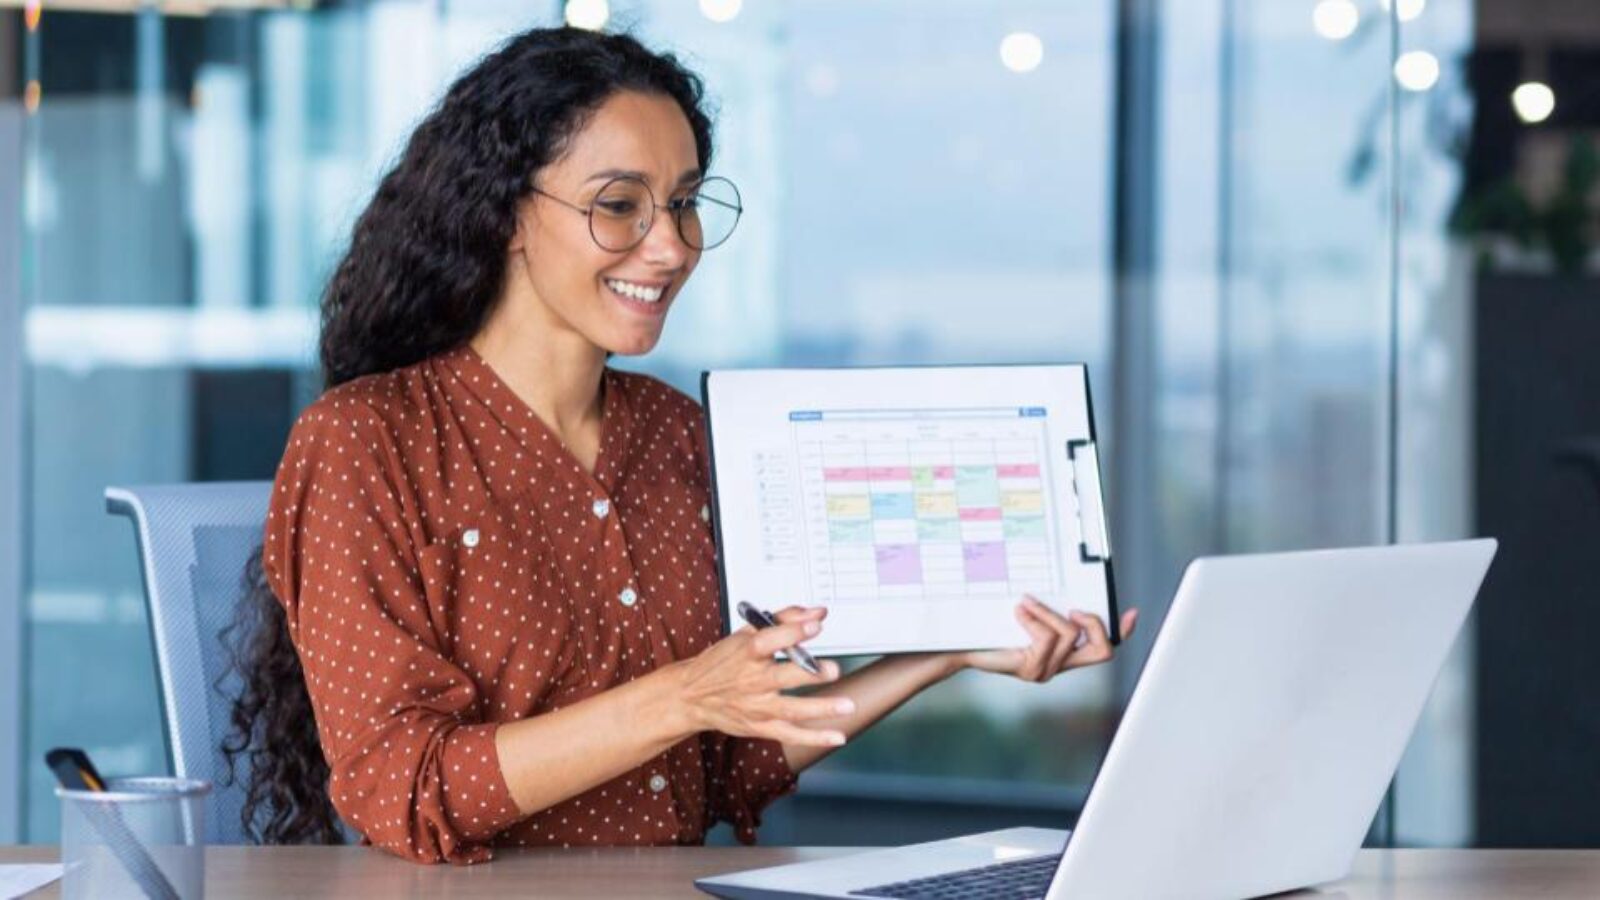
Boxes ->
[850,853,1061,899]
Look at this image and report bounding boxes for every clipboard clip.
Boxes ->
[1067,439,1112,563]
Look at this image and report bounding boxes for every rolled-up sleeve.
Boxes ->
[262,399,525,864]
[701,734,799,844]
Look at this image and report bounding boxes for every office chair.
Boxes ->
[105,481,272,845]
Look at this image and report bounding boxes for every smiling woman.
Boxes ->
[484,90,708,360]
[221,23,1130,866]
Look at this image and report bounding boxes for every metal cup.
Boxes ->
[56,776,210,900]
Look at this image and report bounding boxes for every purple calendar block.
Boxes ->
[962,542,1009,582]
[875,544,924,585]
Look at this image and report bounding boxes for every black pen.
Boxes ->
[736,601,823,675]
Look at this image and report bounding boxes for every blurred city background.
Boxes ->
[2,0,1597,848]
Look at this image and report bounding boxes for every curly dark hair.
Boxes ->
[219,25,716,845]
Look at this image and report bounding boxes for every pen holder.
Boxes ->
[56,777,210,900]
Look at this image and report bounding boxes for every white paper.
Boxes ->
[704,365,1116,655]
[1,864,64,899]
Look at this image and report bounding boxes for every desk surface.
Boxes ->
[5,845,1600,898]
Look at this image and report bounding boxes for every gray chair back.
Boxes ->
[105,481,271,845]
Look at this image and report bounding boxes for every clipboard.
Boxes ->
[702,364,1118,657]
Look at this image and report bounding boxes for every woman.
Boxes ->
[226,25,1138,865]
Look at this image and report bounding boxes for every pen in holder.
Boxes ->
[47,748,208,900]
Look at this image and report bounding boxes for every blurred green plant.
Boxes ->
[1449,135,1600,276]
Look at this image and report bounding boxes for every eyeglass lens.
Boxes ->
[588,176,741,252]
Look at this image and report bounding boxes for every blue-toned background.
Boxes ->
[4,0,1597,849]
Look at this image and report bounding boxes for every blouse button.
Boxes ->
[592,498,611,519]
[462,528,480,548]
[700,505,710,522]
[619,587,639,608]
[648,774,668,794]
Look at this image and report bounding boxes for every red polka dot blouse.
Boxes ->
[262,345,797,864]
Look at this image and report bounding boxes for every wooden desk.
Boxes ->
[4,845,1599,898]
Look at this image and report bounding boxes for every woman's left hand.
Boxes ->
[956,596,1139,683]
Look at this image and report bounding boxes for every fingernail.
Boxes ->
[835,698,856,715]
[830,733,847,746]
[804,621,821,636]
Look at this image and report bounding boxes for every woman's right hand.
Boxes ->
[669,606,853,747]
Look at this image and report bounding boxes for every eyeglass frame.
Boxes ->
[529,174,743,252]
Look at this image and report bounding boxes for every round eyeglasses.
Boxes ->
[531,175,742,253]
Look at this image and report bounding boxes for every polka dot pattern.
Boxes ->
[262,345,798,865]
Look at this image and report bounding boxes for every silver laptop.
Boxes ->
[697,539,1497,900]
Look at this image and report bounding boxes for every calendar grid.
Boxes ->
[792,409,1058,605]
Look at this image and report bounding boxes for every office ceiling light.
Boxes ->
[1512,81,1556,124]
[999,32,1044,74]
[699,0,741,23]
[1393,50,1439,92]
[1379,0,1426,22]
[1312,0,1359,41]
[565,0,608,31]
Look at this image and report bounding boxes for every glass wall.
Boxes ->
[17,0,1589,849]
